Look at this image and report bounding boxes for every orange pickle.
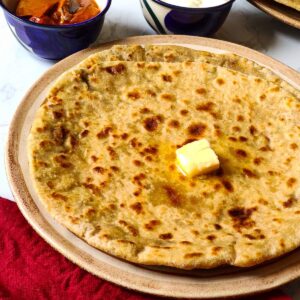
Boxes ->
[16,0,100,25]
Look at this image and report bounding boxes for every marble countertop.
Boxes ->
[0,0,300,296]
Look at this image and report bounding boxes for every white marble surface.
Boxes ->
[1,0,300,296]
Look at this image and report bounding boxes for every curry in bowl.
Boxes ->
[16,0,101,25]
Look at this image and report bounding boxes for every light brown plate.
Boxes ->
[5,35,300,299]
[249,0,300,29]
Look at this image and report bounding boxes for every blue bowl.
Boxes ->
[0,0,111,60]
[140,0,235,36]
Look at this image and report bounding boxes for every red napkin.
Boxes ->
[0,197,293,300]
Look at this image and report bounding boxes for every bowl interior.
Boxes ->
[153,0,234,10]
[2,0,109,15]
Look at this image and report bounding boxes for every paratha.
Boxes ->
[81,44,300,98]
[28,47,300,269]
[272,0,300,11]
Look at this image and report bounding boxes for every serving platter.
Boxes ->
[5,35,300,299]
[249,0,300,29]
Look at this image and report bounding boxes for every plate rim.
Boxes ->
[5,34,300,299]
[248,0,300,29]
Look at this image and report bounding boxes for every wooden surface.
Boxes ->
[249,0,300,29]
[5,35,300,299]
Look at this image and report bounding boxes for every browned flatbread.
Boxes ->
[82,44,300,98]
[272,0,300,11]
[28,46,300,269]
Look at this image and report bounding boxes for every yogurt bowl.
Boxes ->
[139,0,235,36]
[0,0,111,60]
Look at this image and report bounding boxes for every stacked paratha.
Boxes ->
[28,45,300,269]
[272,0,300,11]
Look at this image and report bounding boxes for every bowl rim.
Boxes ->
[0,0,112,29]
[148,0,235,11]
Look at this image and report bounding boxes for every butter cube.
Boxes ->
[176,139,220,177]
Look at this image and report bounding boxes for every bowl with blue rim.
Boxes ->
[139,0,235,36]
[0,0,111,60]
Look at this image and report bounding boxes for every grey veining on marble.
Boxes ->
[1,0,300,199]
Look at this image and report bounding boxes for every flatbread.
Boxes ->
[272,0,300,11]
[28,49,300,269]
[82,44,300,98]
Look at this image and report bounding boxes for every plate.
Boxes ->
[249,0,300,29]
[5,35,300,299]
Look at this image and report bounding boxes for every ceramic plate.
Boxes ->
[5,35,300,299]
[249,0,300,29]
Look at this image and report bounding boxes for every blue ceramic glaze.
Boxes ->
[140,0,235,36]
[0,0,111,60]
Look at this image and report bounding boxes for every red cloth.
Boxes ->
[0,197,293,300]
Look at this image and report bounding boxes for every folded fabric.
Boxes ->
[0,197,293,300]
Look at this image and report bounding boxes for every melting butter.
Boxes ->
[176,139,220,177]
